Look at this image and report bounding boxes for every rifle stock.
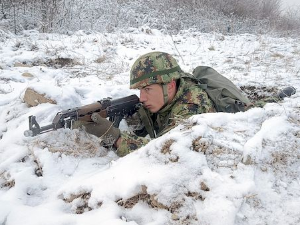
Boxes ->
[24,94,140,137]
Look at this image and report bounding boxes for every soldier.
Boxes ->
[76,51,296,157]
[77,52,215,156]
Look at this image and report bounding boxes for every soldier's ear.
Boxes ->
[168,80,176,90]
[167,80,177,96]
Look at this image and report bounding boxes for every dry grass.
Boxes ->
[160,139,179,162]
[240,85,278,101]
[161,139,175,154]
[94,56,106,64]
[30,129,107,158]
[116,184,190,222]
[192,136,211,153]
[60,191,101,214]
[0,172,15,189]
[271,53,285,58]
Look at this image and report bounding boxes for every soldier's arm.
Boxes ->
[157,93,215,137]
[115,132,150,157]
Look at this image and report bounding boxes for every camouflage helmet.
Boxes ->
[130,52,182,89]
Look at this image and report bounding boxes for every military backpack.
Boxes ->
[190,66,252,113]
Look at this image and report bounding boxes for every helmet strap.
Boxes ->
[162,84,169,107]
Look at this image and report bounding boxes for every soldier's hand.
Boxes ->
[74,113,120,147]
[89,113,120,146]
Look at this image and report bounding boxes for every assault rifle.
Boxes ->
[24,94,140,137]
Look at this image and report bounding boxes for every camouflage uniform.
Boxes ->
[116,52,215,157]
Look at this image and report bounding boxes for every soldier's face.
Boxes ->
[139,84,164,113]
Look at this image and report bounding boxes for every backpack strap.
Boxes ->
[162,84,169,107]
[138,106,156,138]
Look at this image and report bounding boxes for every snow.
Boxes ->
[0,28,300,225]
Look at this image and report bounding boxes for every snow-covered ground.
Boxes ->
[0,28,300,225]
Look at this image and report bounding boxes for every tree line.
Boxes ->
[0,0,299,35]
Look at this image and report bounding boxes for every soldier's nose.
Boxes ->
[139,91,147,103]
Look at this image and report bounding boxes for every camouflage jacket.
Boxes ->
[116,77,215,157]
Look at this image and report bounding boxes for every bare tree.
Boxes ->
[260,0,282,19]
[41,0,47,32]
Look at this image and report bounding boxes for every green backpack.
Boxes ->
[191,66,252,113]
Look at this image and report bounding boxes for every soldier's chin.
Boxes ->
[148,106,158,113]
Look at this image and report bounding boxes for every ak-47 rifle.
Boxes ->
[24,94,140,137]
